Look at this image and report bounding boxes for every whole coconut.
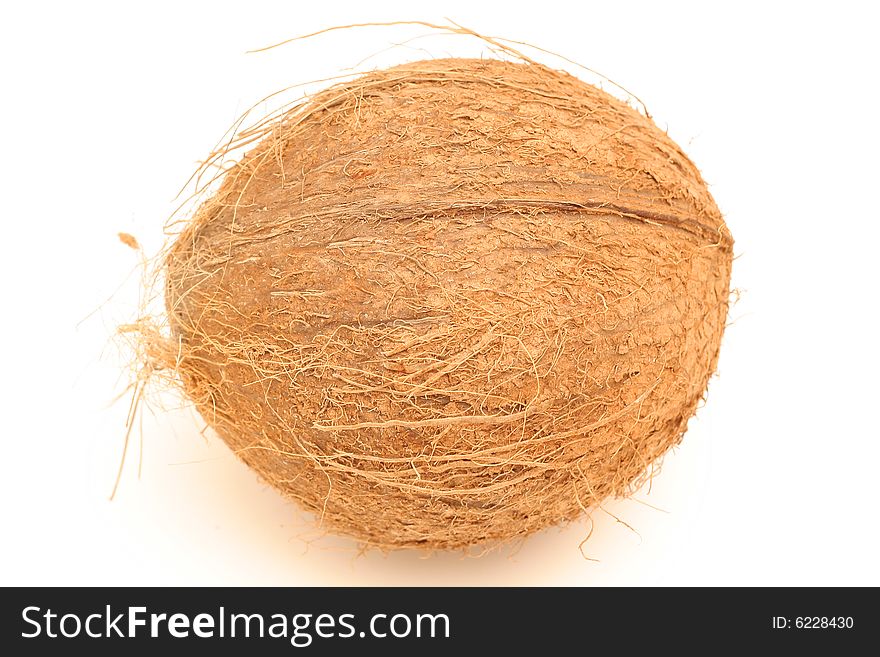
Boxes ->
[164,58,732,549]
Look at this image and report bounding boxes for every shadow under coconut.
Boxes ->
[137,404,711,586]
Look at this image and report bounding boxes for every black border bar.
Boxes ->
[1,587,873,654]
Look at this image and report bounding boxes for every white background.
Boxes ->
[1,1,878,586]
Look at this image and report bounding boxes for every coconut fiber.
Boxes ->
[160,57,733,550]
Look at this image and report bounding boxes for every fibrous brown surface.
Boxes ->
[163,57,733,550]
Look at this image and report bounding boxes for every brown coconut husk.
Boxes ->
[147,53,731,551]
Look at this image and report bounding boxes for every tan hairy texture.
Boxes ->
[162,58,732,550]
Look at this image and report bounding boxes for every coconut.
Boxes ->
[161,57,732,550]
